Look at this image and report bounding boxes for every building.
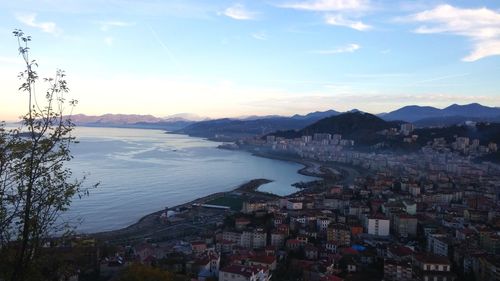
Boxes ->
[270,231,285,247]
[327,223,351,246]
[242,200,267,214]
[384,259,412,281]
[286,199,303,210]
[367,215,390,236]
[253,229,267,249]
[427,234,449,257]
[393,214,417,238]
[219,264,271,281]
[414,253,456,281]
[400,123,414,136]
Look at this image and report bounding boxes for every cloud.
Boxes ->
[222,4,256,20]
[404,4,500,62]
[16,13,60,35]
[313,43,360,54]
[325,14,371,31]
[97,20,135,31]
[251,31,267,40]
[279,0,370,12]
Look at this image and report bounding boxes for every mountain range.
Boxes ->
[380,103,500,123]
[70,103,500,138]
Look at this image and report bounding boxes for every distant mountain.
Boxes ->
[71,114,163,124]
[70,114,194,131]
[272,112,401,146]
[382,103,500,123]
[291,109,340,120]
[176,109,341,139]
[163,113,208,122]
[380,106,443,122]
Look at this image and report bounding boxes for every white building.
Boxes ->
[367,216,390,236]
[286,199,303,210]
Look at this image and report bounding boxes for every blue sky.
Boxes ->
[1,0,499,120]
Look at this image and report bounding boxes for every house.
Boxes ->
[249,255,277,271]
[191,241,208,255]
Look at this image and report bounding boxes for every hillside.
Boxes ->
[272,112,402,146]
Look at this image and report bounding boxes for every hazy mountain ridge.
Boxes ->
[70,103,500,137]
[381,103,500,123]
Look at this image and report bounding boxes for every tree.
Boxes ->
[0,30,96,281]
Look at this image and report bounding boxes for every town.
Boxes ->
[62,121,500,281]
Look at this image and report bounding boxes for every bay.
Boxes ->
[64,126,316,233]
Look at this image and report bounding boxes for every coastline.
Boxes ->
[92,178,276,242]
[91,142,359,243]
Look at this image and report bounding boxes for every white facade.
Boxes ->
[286,200,303,210]
[367,217,390,236]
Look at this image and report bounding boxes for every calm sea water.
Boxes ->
[64,127,315,233]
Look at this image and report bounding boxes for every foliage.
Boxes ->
[0,30,97,281]
[116,264,179,281]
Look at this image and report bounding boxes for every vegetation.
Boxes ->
[0,30,97,281]
[116,264,184,281]
[272,112,402,146]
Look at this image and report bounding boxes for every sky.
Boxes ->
[1,0,500,121]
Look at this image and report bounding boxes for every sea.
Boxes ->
[63,126,316,233]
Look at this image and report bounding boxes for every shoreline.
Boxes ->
[91,144,361,242]
[91,178,275,241]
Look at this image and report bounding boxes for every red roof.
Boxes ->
[389,245,414,257]
[220,265,266,278]
[250,255,276,265]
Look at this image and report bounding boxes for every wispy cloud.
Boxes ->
[97,20,135,31]
[313,43,360,54]
[16,13,60,35]
[279,0,370,12]
[222,4,257,20]
[325,14,371,31]
[413,73,470,84]
[251,31,267,40]
[403,4,500,62]
[279,1,372,31]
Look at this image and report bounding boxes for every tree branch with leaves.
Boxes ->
[0,29,98,281]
